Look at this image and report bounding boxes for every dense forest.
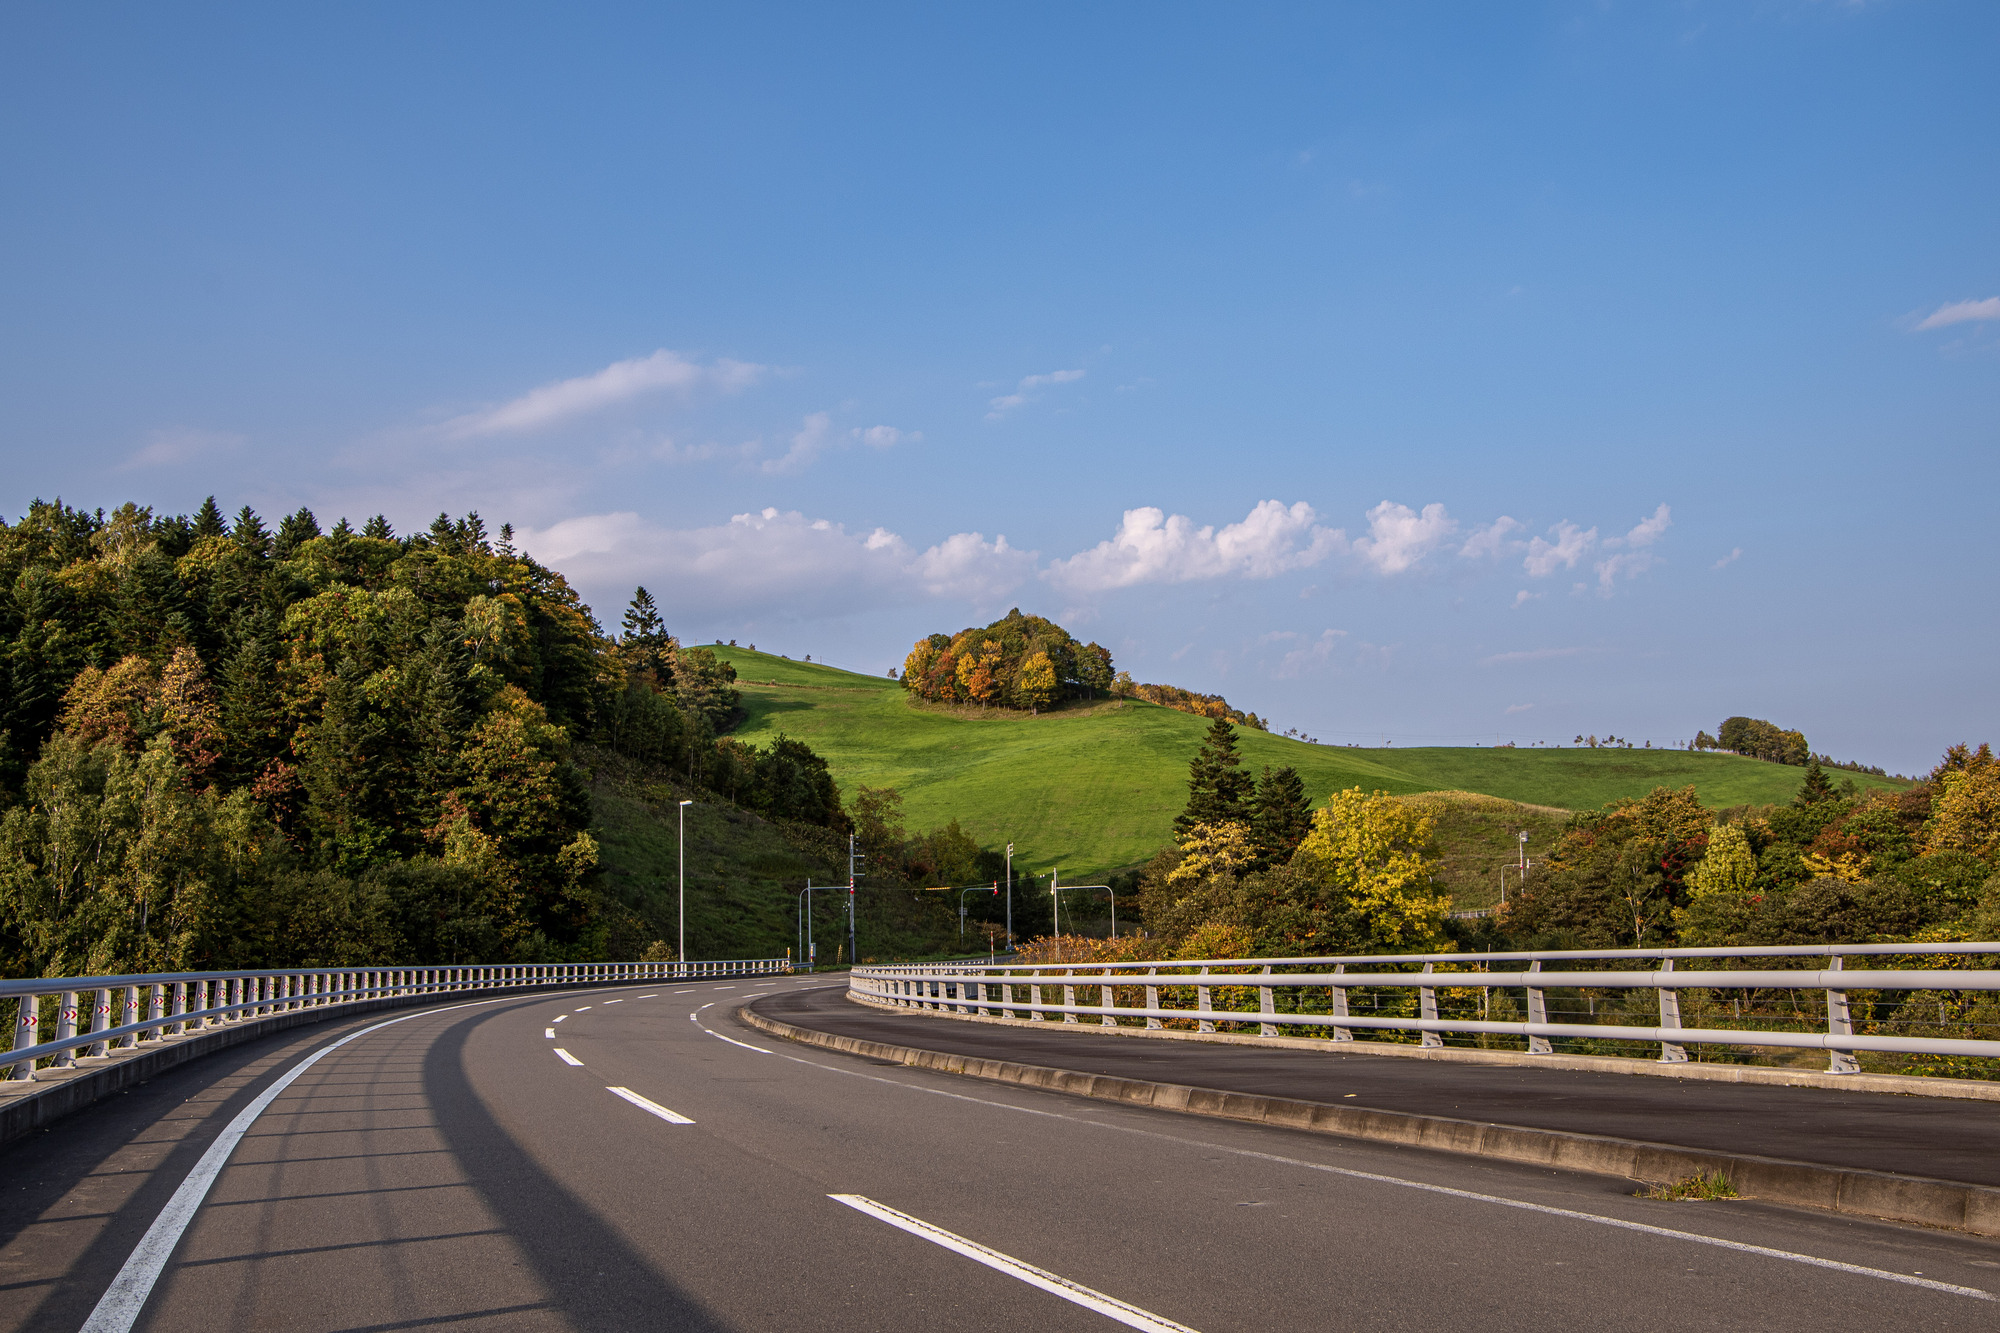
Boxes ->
[0,498,850,979]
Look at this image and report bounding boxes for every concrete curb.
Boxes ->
[844,991,2000,1102]
[740,1002,2000,1239]
[0,980,638,1151]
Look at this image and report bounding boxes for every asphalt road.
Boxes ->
[760,985,2000,1186]
[1,977,1995,1333]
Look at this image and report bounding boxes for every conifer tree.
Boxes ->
[1175,715,1254,836]
[1251,764,1312,866]
[232,506,271,558]
[362,514,395,541]
[191,496,227,539]
[1795,760,1836,806]
[274,508,322,558]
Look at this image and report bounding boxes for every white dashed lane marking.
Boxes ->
[607,1086,695,1124]
[544,1028,555,1038]
[554,1048,583,1067]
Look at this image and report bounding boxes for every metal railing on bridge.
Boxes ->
[4,958,789,1081]
[851,944,2000,1075]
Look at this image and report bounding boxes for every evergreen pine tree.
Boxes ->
[1795,760,1837,806]
[1174,715,1253,836]
[219,633,285,782]
[362,514,395,541]
[619,587,676,684]
[1251,764,1312,866]
[232,506,271,558]
[274,508,322,558]
[191,496,227,539]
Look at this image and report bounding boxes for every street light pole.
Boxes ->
[1005,842,1014,948]
[678,799,692,975]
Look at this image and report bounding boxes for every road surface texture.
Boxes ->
[0,976,1991,1332]
[758,984,2000,1186]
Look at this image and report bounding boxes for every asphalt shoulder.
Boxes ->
[752,984,2000,1188]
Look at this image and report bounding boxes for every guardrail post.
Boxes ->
[1063,970,1078,1024]
[149,983,167,1037]
[170,981,187,1035]
[1197,968,1215,1034]
[1419,963,1442,1048]
[8,993,38,1080]
[1330,965,1352,1041]
[91,987,112,1057]
[1826,955,1860,1074]
[1145,968,1162,1030]
[1101,972,1118,1027]
[1525,961,1552,1054]
[122,985,141,1045]
[1260,966,1277,1037]
[54,991,78,1067]
[1657,959,1688,1063]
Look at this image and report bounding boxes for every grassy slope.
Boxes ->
[709,647,1907,879]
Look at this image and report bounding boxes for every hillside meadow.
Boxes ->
[710,646,1905,879]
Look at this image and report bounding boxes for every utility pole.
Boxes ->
[1051,866,1059,937]
[1005,842,1014,948]
[677,799,692,975]
[846,832,861,967]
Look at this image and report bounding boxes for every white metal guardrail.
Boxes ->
[3,958,789,1081]
[852,943,2000,1074]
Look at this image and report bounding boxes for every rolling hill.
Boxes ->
[709,646,1907,880]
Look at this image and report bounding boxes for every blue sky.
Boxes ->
[3,3,1994,774]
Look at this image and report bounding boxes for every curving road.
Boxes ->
[3,977,1996,1332]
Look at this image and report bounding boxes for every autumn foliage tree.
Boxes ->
[900,609,1112,712]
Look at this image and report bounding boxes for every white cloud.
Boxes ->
[1593,504,1671,591]
[444,350,764,438]
[513,507,1031,620]
[853,425,917,449]
[1713,547,1743,571]
[1505,702,1534,714]
[1353,501,1457,574]
[1523,521,1597,577]
[1045,500,1344,592]
[1511,589,1539,608]
[987,368,1085,419]
[122,427,246,470]
[1915,297,2000,331]
[760,412,834,475]
[1459,516,1523,560]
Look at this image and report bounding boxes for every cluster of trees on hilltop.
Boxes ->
[1694,715,1809,766]
[1115,679,1267,732]
[0,498,850,980]
[900,610,1113,711]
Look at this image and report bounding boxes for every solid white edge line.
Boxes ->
[553,1047,584,1066]
[743,1029,1997,1304]
[706,1030,773,1054]
[606,1086,695,1124]
[830,1194,1200,1333]
[78,989,582,1333]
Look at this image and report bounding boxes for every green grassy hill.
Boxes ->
[710,646,1907,880]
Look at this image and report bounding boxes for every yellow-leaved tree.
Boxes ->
[1673,820,1762,945]
[1165,820,1258,890]
[1926,763,2000,865]
[1290,788,1448,947]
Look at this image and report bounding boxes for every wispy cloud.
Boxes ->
[515,507,1034,620]
[1481,646,1586,666]
[986,368,1085,419]
[1045,500,1344,591]
[122,427,246,470]
[1274,628,1347,678]
[444,350,764,438]
[760,412,833,475]
[1914,297,2000,331]
[1460,516,1523,561]
[1593,503,1671,592]
[1713,546,1743,571]
[1505,702,1534,715]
